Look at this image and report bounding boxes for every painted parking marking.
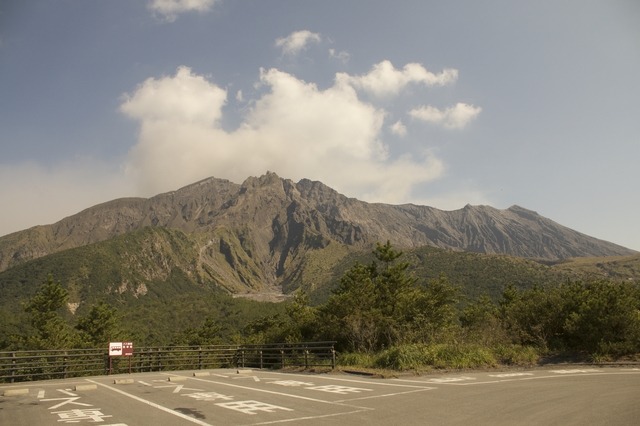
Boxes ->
[171,384,205,393]
[334,387,435,404]
[52,407,113,423]
[488,373,534,378]
[85,379,212,426]
[182,391,234,402]
[215,400,294,415]
[183,376,334,403]
[42,390,94,410]
[265,370,437,389]
[270,380,315,387]
[137,379,204,393]
[32,386,130,425]
[426,376,476,383]
[233,375,261,382]
[306,384,373,395]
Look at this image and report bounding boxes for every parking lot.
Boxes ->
[2,366,639,425]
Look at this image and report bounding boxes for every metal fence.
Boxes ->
[0,341,336,383]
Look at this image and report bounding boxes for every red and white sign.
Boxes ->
[109,342,133,356]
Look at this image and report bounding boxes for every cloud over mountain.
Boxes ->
[120,65,446,202]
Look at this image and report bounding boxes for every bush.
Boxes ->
[337,352,376,368]
[492,344,539,366]
[374,343,498,371]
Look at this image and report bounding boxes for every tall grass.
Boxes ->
[338,343,541,371]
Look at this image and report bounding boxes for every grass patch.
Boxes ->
[374,343,498,371]
[492,344,539,366]
[338,352,377,368]
[337,343,542,372]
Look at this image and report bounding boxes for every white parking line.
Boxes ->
[182,375,338,404]
[334,387,434,403]
[249,408,374,425]
[84,379,213,426]
[263,371,435,389]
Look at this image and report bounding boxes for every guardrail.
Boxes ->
[0,341,336,383]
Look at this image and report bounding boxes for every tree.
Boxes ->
[23,275,77,349]
[320,241,449,352]
[460,294,504,345]
[407,273,460,343]
[497,279,640,356]
[76,302,123,347]
[562,280,640,355]
[245,291,319,344]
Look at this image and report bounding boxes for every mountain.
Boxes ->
[0,173,637,346]
[0,172,634,276]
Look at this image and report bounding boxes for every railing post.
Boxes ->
[11,352,16,383]
[138,349,143,373]
[1,341,338,383]
[331,346,336,369]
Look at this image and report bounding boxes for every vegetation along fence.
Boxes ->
[0,341,337,383]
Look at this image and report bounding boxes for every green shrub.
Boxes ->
[492,344,539,365]
[337,352,376,368]
[373,343,498,371]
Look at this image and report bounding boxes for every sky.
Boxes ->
[1,1,639,251]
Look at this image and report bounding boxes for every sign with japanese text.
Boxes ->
[122,341,134,356]
[109,341,133,356]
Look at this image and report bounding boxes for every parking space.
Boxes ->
[0,369,434,425]
[2,367,639,425]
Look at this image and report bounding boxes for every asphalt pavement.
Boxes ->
[1,366,639,425]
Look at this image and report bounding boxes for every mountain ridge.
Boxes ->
[0,172,635,277]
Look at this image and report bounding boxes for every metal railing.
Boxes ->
[0,341,336,383]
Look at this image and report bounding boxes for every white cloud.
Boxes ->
[119,66,445,202]
[1,58,476,236]
[390,120,407,137]
[410,103,482,129]
[329,48,350,63]
[275,30,321,56]
[148,0,217,22]
[120,66,227,125]
[337,60,458,97]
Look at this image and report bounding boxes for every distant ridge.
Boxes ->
[0,172,635,277]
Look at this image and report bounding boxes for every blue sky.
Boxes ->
[1,0,639,251]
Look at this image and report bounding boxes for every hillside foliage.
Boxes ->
[1,238,639,365]
[252,242,640,361]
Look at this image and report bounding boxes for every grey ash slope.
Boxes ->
[0,172,634,274]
